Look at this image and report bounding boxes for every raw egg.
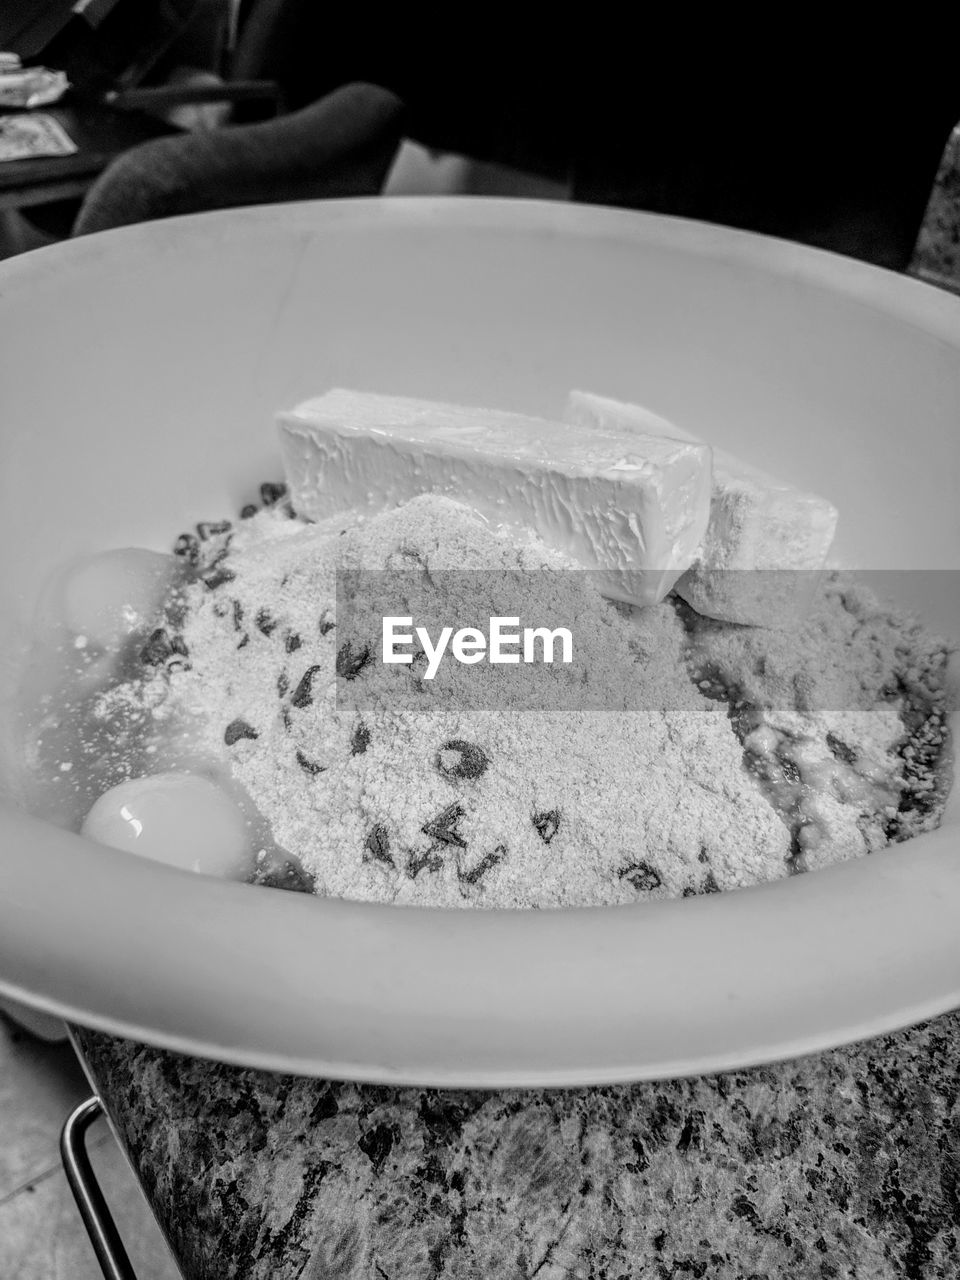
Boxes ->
[39,548,177,651]
[82,773,253,878]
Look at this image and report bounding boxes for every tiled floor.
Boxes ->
[0,1014,181,1280]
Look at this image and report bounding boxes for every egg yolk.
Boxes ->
[40,547,176,651]
[81,773,253,878]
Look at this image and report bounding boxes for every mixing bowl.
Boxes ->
[1,198,958,1085]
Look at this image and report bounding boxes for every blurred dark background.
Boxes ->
[2,0,958,273]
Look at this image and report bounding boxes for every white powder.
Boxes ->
[125,494,951,909]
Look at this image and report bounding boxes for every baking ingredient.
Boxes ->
[96,492,951,909]
[81,772,254,877]
[676,580,952,864]
[36,548,178,653]
[30,387,952,911]
[146,497,791,906]
[564,389,839,625]
[277,388,712,607]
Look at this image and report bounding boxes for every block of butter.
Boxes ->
[277,389,712,607]
[564,390,839,626]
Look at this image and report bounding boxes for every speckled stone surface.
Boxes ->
[910,122,960,293]
[74,1016,960,1280]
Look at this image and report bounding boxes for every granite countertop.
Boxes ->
[67,129,960,1280]
[909,121,960,294]
[74,1016,960,1280]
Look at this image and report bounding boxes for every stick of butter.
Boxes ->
[564,390,839,626]
[277,389,712,607]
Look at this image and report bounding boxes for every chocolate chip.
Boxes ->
[237,634,249,650]
[295,749,324,775]
[202,567,235,590]
[703,871,721,894]
[232,600,244,631]
[169,634,188,658]
[197,520,232,540]
[139,628,173,666]
[422,803,466,849]
[436,740,488,780]
[459,845,506,886]
[260,482,287,506]
[336,641,371,680]
[351,722,371,755]
[173,532,200,563]
[363,824,393,866]
[318,613,336,637]
[826,732,857,766]
[406,849,443,878]
[284,632,302,653]
[203,542,230,572]
[532,809,560,844]
[255,609,278,637]
[619,860,662,893]
[291,664,322,708]
[277,672,289,698]
[240,503,259,520]
[224,718,258,745]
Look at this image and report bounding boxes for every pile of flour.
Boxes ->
[123,495,950,909]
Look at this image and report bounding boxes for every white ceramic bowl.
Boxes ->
[1,198,958,1086]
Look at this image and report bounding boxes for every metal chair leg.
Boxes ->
[60,1096,138,1280]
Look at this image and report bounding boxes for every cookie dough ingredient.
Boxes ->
[37,548,177,651]
[278,388,712,607]
[565,389,838,625]
[81,772,254,878]
[136,498,794,907]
